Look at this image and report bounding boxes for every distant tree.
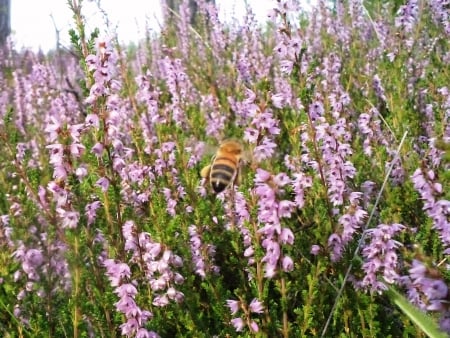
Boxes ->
[0,0,10,45]
[165,0,215,27]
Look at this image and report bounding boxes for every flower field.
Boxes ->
[0,0,449,337]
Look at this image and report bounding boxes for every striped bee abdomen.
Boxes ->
[210,160,237,193]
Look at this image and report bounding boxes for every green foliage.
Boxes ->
[387,287,447,338]
[0,0,448,337]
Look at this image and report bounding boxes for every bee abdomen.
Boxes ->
[210,164,235,193]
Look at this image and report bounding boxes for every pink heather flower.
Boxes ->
[85,113,100,128]
[120,318,140,336]
[278,200,295,218]
[248,298,264,314]
[310,245,321,255]
[47,143,64,165]
[395,0,419,32]
[230,317,245,332]
[279,227,294,245]
[372,74,387,103]
[252,111,279,132]
[249,321,259,332]
[91,142,104,157]
[152,295,169,307]
[359,223,405,292]
[274,42,288,57]
[136,328,160,338]
[69,124,84,142]
[226,299,240,315]
[292,172,313,208]
[282,256,294,272]
[70,143,85,158]
[273,172,291,187]
[53,165,68,181]
[96,177,110,192]
[85,201,101,226]
[57,209,80,229]
[103,259,131,287]
[243,127,259,143]
[404,258,450,314]
[440,312,450,334]
[271,92,286,108]
[44,116,62,142]
[255,168,272,183]
[244,246,254,257]
[24,249,44,269]
[75,166,88,180]
[424,279,448,301]
[114,294,139,318]
[328,234,343,262]
[115,283,138,298]
[264,264,277,278]
[409,259,427,280]
[280,60,294,74]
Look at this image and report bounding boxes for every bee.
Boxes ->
[200,140,244,194]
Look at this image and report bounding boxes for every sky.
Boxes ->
[10,0,290,52]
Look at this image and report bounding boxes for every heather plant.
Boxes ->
[0,0,449,337]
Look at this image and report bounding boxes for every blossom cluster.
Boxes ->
[102,220,185,337]
[253,168,295,278]
[400,259,450,334]
[355,223,405,293]
[411,167,450,253]
[226,298,264,333]
[188,224,220,278]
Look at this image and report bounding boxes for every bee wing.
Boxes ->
[235,167,242,186]
[233,158,244,186]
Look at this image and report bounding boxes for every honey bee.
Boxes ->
[200,140,244,193]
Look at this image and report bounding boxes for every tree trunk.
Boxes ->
[165,0,215,27]
[0,0,10,45]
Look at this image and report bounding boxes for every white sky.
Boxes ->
[10,0,283,52]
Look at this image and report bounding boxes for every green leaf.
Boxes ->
[386,286,447,338]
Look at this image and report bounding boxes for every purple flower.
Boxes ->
[231,317,245,332]
[46,143,64,165]
[254,137,277,162]
[310,245,321,255]
[395,0,419,33]
[96,177,110,192]
[358,223,405,292]
[271,92,286,108]
[152,295,169,307]
[103,259,131,287]
[279,227,295,245]
[439,312,450,334]
[57,209,80,229]
[85,201,101,226]
[249,321,259,332]
[248,298,264,314]
[280,60,294,74]
[282,256,294,272]
[255,168,272,183]
[91,142,104,157]
[85,113,100,128]
[244,128,259,143]
[327,234,343,262]
[226,299,240,315]
[75,166,88,180]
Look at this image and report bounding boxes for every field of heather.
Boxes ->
[0,0,449,337]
